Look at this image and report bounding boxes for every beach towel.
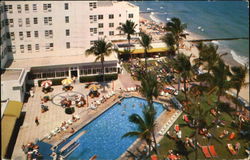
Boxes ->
[183,115,190,123]
[201,146,212,158]
[174,125,180,132]
[229,132,236,140]
[227,144,237,155]
[208,145,218,157]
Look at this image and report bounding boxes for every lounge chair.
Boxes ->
[174,125,180,132]
[208,145,218,157]
[67,119,73,125]
[201,146,212,158]
[96,100,101,105]
[183,115,190,123]
[160,91,164,96]
[227,144,237,155]
[75,115,80,120]
[229,132,236,140]
[165,92,169,97]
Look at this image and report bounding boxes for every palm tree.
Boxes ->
[164,17,187,54]
[139,71,160,106]
[123,104,158,156]
[170,53,194,107]
[138,32,152,72]
[230,65,249,112]
[117,20,137,59]
[194,42,227,74]
[161,33,176,58]
[199,59,232,119]
[85,38,112,91]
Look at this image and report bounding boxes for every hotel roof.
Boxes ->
[6,51,118,70]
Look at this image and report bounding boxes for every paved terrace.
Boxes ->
[11,69,180,160]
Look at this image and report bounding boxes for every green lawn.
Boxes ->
[158,94,250,160]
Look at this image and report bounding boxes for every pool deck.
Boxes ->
[11,69,180,160]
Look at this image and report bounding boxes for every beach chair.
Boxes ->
[51,130,57,136]
[201,146,212,158]
[227,144,237,155]
[229,132,236,140]
[67,119,73,125]
[174,125,180,132]
[46,133,52,139]
[165,92,169,97]
[96,100,101,105]
[183,115,190,123]
[75,114,80,120]
[208,145,218,157]
[61,126,67,131]
[160,91,164,96]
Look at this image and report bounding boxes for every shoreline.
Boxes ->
[139,13,249,102]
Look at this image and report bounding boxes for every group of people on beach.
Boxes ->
[22,142,42,160]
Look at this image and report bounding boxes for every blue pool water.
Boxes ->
[57,97,164,160]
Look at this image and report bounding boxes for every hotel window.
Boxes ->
[12,45,16,54]
[45,30,53,38]
[128,13,133,18]
[33,18,38,24]
[119,14,121,17]
[27,44,32,52]
[43,4,52,12]
[35,44,39,51]
[26,31,31,38]
[33,4,37,12]
[10,32,15,40]
[64,3,69,10]
[109,23,114,28]
[18,18,22,27]
[109,31,114,36]
[4,5,13,13]
[99,32,104,35]
[5,19,9,26]
[66,42,70,49]
[44,17,52,25]
[7,46,12,52]
[17,5,22,13]
[34,31,39,38]
[6,32,10,39]
[50,43,54,50]
[20,45,24,53]
[89,2,97,9]
[98,23,103,28]
[90,28,97,34]
[65,29,70,36]
[25,4,29,12]
[8,5,13,13]
[65,16,69,23]
[9,19,14,27]
[26,18,30,27]
[109,14,114,19]
[19,32,23,40]
[98,15,103,20]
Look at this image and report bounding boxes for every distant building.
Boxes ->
[0,1,139,98]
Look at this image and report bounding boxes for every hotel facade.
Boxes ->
[1,1,139,102]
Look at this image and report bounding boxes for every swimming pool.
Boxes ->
[57,97,164,159]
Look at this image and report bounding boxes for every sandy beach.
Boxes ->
[139,13,249,102]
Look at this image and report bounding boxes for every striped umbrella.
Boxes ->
[41,80,52,88]
[61,78,73,86]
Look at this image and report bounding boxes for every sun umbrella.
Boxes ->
[41,80,52,88]
[89,84,100,91]
[61,78,73,86]
[151,154,158,160]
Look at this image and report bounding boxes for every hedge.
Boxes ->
[38,78,65,87]
[65,107,75,114]
[79,74,118,83]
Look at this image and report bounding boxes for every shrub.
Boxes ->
[79,74,118,83]
[65,107,75,114]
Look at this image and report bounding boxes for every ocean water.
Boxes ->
[132,1,249,67]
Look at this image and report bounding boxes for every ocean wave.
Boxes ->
[211,40,220,45]
[230,50,249,68]
[149,14,164,24]
[147,8,153,11]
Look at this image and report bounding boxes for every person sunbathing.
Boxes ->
[219,130,229,138]
[235,142,241,152]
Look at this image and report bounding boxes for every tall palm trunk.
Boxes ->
[152,131,158,155]
[128,34,132,59]
[183,77,189,111]
[145,49,148,72]
[236,91,239,112]
[101,55,105,92]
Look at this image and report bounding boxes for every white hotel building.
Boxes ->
[1,1,139,102]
